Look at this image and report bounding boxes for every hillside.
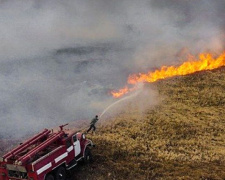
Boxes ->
[0,67,224,180]
[73,67,225,180]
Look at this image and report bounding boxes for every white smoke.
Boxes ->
[0,0,224,137]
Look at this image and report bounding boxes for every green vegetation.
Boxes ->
[75,67,225,180]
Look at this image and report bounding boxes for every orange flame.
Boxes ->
[111,86,129,98]
[111,52,225,98]
[111,86,137,98]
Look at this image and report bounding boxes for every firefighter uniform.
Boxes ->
[87,115,99,133]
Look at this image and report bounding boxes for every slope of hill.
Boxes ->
[73,67,225,180]
[0,67,224,180]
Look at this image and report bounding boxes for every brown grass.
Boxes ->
[0,67,224,180]
[73,67,225,180]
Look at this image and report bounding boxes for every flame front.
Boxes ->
[111,86,129,98]
[111,86,137,98]
[111,52,225,98]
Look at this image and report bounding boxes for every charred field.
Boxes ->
[73,67,225,180]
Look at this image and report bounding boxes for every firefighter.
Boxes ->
[87,115,99,133]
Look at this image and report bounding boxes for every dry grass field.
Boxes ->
[0,67,224,180]
[73,67,225,180]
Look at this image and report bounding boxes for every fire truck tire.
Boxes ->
[55,166,66,180]
[45,174,54,180]
[84,147,93,163]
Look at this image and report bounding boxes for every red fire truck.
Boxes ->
[0,124,94,180]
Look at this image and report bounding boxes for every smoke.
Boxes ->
[99,83,159,122]
[0,0,224,137]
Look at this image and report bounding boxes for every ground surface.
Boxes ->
[0,67,225,180]
[72,67,225,180]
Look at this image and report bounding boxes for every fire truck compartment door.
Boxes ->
[73,135,81,157]
[6,164,27,173]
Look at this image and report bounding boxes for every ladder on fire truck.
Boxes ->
[2,129,65,166]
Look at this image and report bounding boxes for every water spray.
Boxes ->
[99,86,143,118]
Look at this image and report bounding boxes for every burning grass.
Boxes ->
[75,66,225,180]
[112,52,225,98]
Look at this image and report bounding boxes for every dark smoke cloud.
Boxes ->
[0,0,224,137]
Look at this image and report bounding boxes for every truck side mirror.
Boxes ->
[72,135,77,142]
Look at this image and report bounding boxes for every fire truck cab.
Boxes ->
[0,124,94,180]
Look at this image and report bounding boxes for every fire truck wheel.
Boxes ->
[55,166,66,180]
[84,147,93,163]
[45,174,54,180]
